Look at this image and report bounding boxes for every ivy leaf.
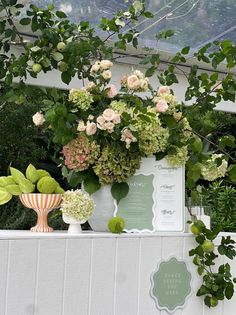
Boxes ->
[111,182,129,204]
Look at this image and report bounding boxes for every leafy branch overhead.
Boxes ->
[0,0,154,84]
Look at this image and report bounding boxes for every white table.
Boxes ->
[0,230,235,315]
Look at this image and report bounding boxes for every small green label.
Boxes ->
[150,257,192,313]
[116,174,154,231]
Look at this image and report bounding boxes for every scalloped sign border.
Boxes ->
[150,257,192,314]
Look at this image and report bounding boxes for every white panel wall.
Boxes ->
[0,231,235,315]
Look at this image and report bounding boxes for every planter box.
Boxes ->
[0,231,235,315]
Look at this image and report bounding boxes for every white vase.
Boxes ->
[88,185,115,232]
[62,213,86,234]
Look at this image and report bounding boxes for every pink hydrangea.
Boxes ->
[62,134,99,171]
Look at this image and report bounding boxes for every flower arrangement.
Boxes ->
[60,189,94,222]
[37,60,207,198]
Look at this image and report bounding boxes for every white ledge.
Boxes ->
[0,230,235,240]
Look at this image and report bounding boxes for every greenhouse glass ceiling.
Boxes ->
[30,0,236,54]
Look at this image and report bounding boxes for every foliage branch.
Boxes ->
[189,218,236,307]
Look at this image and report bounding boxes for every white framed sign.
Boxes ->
[114,157,185,232]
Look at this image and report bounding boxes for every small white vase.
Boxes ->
[62,213,86,234]
[88,185,115,232]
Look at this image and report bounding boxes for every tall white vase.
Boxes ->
[88,185,115,232]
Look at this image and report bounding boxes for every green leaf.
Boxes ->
[142,11,154,18]
[51,52,64,62]
[197,285,209,296]
[197,266,204,276]
[61,71,72,85]
[83,177,101,195]
[218,245,226,255]
[219,135,235,149]
[111,182,129,204]
[187,163,201,182]
[192,137,203,153]
[20,18,31,25]
[155,152,166,161]
[189,249,195,256]
[196,235,205,244]
[181,46,190,55]
[156,29,175,40]
[229,165,236,183]
[31,15,39,32]
[55,103,67,116]
[145,66,156,77]
[204,295,211,307]
[67,171,86,187]
[56,11,67,18]
[225,283,234,299]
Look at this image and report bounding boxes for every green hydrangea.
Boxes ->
[133,114,169,156]
[179,118,192,141]
[60,189,94,221]
[110,100,128,114]
[68,89,93,111]
[201,154,228,181]
[166,146,189,167]
[93,145,141,184]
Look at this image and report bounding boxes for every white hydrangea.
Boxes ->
[60,189,94,221]
[166,146,189,167]
[201,154,228,181]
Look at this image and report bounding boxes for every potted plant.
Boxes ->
[0,164,64,232]
[60,189,94,234]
